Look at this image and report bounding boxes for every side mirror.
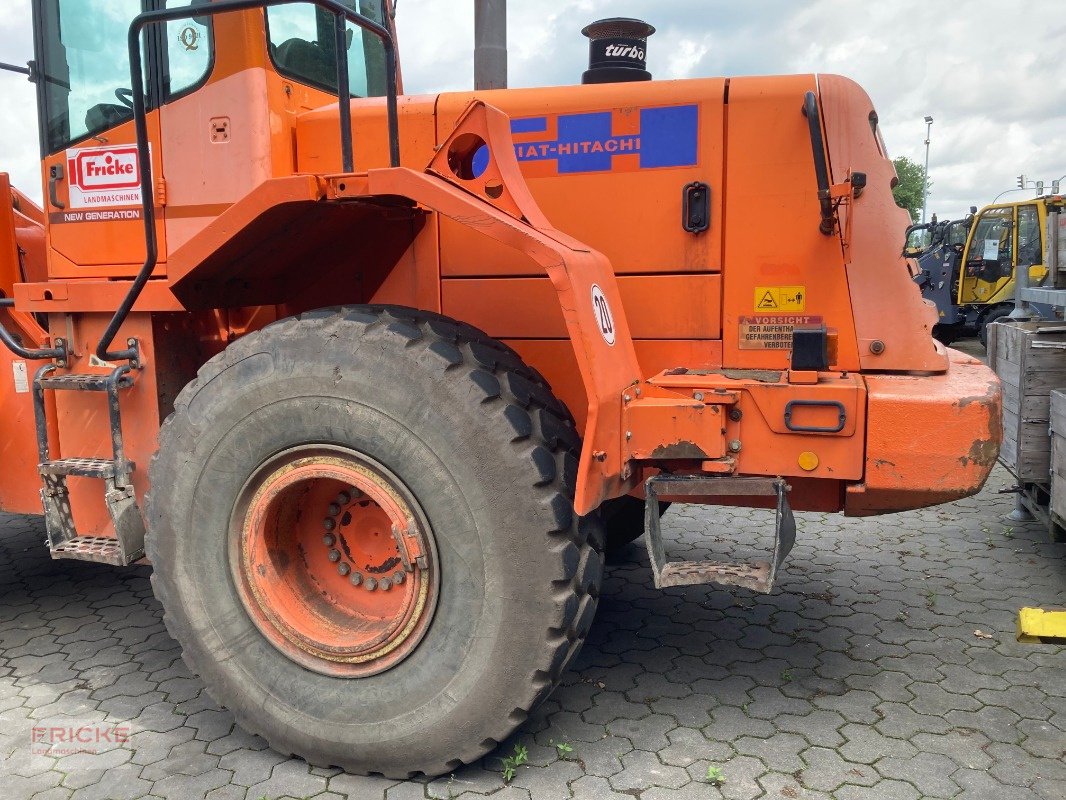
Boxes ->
[850,171,866,198]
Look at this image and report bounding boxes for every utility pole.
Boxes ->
[474,0,507,90]
[921,116,933,223]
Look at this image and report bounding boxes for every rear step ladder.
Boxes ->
[32,364,145,566]
[644,475,796,594]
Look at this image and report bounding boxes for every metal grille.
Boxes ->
[582,18,655,41]
[51,536,125,565]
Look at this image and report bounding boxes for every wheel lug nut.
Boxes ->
[336,491,350,505]
[349,572,362,586]
[393,571,405,585]
[323,533,336,546]
[328,503,341,516]
[328,549,341,563]
[364,577,377,591]
[323,518,336,531]
[380,578,391,591]
[338,562,351,576]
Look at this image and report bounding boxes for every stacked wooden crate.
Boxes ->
[989,320,1066,539]
[1051,390,1066,527]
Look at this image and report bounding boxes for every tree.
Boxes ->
[892,156,931,223]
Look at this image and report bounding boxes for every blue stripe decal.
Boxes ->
[508,104,699,174]
[639,105,699,169]
[510,117,548,134]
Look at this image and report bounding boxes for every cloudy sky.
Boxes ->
[1,0,1063,220]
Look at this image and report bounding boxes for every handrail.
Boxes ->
[802,90,834,236]
[97,0,401,362]
[0,61,32,78]
[0,298,66,360]
[0,68,65,360]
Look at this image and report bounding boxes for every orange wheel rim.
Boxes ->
[230,446,438,677]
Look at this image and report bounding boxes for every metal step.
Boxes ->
[50,535,130,566]
[38,373,133,391]
[40,479,145,566]
[657,559,772,592]
[39,458,131,479]
[32,362,145,567]
[644,475,797,594]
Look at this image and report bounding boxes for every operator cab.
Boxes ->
[33,0,212,156]
[33,0,389,152]
[959,202,1045,304]
[29,0,393,275]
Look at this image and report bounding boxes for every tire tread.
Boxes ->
[146,304,602,777]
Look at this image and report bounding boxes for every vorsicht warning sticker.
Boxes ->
[754,286,805,312]
[739,315,823,350]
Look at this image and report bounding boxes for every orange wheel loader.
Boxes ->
[0,0,1000,777]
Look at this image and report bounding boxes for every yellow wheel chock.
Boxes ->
[1017,608,1066,644]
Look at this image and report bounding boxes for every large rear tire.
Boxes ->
[146,305,603,777]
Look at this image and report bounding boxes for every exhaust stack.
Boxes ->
[581,18,655,84]
[474,0,507,90]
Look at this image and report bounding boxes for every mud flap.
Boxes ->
[643,475,796,593]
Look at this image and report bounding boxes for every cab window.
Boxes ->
[1016,204,1042,266]
[163,0,213,98]
[945,219,971,250]
[969,207,1013,266]
[38,0,142,153]
[904,225,932,255]
[266,0,388,98]
[36,0,214,154]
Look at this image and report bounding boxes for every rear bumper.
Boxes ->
[845,348,1002,516]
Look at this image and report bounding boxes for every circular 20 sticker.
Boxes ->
[590,284,616,346]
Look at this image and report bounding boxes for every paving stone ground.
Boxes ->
[1,462,1065,800]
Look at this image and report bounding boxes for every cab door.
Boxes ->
[34,0,171,277]
[959,206,1014,304]
[1015,203,1047,287]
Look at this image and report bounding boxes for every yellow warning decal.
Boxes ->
[754,286,806,312]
